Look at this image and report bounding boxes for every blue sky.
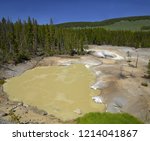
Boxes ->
[0,0,150,24]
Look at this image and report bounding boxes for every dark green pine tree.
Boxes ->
[50,18,53,25]
[44,25,51,55]
[32,18,38,54]
[25,17,34,54]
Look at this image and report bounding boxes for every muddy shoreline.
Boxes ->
[0,57,63,123]
[0,45,150,123]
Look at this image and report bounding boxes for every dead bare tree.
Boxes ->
[126,51,131,64]
[135,50,139,68]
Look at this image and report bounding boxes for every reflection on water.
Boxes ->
[3,64,105,120]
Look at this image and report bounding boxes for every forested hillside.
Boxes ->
[57,16,150,31]
[0,17,85,64]
[0,17,150,64]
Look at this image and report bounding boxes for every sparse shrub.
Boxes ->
[14,52,30,64]
[0,79,5,85]
[141,82,148,87]
[127,60,132,63]
[9,110,21,123]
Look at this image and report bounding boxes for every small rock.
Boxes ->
[25,110,28,114]
[0,111,8,117]
[92,96,103,103]
[36,109,48,116]
[17,102,23,106]
[49,114,56,118]
[74,109,82,115]
[21,121,30,124]
[0,118,12,124]
[23,104,29,108]
[12,109,16,112]
[42,111,48,116]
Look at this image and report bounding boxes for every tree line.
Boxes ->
[0,17,85,64]
[0,17,150,64]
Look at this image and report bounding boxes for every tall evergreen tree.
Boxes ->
[0,17,150,63]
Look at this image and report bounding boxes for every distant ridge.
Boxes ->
[56,16,150,30]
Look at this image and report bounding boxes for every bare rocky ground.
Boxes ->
[88,45,150,123]
[0,45,150,123]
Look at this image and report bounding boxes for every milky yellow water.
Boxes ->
[3,64,105,120]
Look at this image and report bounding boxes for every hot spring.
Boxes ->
[3,64,105,120]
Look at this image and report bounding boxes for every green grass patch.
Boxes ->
[76,112,143,124]
[56,16,150,31]
[102,20,150,31]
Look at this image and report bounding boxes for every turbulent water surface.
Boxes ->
[3,64,105,120]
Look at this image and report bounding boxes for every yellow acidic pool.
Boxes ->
[3,64,105,120]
